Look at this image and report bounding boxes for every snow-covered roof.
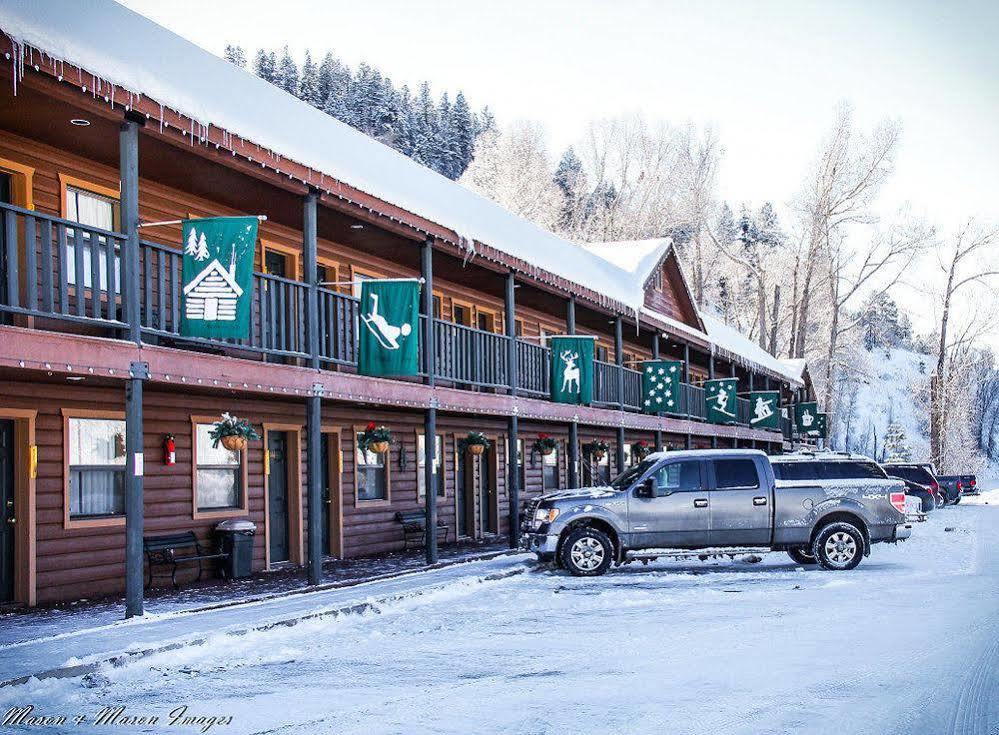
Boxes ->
[0,0,650,315]
[778,358,808,382]
[698,311,803,386]
[578,239,671,285]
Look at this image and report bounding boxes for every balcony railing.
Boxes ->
[0,202,784,431]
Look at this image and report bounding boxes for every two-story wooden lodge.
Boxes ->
[0,2,815,610]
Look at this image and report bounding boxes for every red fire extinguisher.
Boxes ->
[164,434,176,466]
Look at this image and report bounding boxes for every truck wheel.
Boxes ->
[812,522,864,571]
[559,527,613,577]
[935,493,946,510]
[787,548,816,565]
[953,497,961,505]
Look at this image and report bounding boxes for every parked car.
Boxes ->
[883,463,945,509]
[521,449,911,575]
[937,474,979,502]
[771,451,933,516]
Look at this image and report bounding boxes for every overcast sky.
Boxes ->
[119,0,999,340]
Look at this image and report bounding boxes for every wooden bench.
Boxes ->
[144,531,228,589]
[395,511,449,551]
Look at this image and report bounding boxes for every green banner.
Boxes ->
[794,402,819,434]
[642,360,682,414]
[812,412,828,439]
[748,391,780,429]
[358,279,421,377]
[180,217,258,339]
[705,378,738,424]
[550,336,594,404]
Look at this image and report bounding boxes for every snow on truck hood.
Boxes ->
[0,0,652,315]
[540,487,618,502]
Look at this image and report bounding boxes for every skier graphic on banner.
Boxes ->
[357,279,421,377]
[705,378,738,424]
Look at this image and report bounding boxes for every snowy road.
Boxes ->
[3,494,998,735]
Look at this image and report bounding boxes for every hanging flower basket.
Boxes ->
[358,422,392,454]
[460,431,491,456]
[209,413,259,452]
[632,440,652,462]
[583,440,610,461]
[533,433,558,456]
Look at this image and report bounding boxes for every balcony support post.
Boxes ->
[303,191,323,585]
[614,316,626,471]
[124,361,147,618]
[421,236,437,564]
[709,352,717,449]
[652,333,663,451]
[566,296,579,488]
[505,271,520,546]
[120,119,141,345]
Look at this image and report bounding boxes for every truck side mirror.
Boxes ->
[638,478,657,498]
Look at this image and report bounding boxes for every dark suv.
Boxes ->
[882,463,942,510]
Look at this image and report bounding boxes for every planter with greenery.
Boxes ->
[209,413,260,452]
[583,440,610,461]
[460,431,491,456]
[358,422,393,454]
[632,439,652,462]
[533,433,558,456]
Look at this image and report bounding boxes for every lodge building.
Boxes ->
[0,3,816,610]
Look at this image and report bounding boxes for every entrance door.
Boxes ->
[478,446,496,536]
[267,431,290,564]
[0,420,15,602]
[456,451,476,538]
[320,434,330,555]
[319,433,342,557]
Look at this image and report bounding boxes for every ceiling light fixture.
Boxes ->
[350,224,364,230]
[66,375,85,382]
[70,118,91,126]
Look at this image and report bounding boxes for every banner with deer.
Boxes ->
[549,336,594,405]
[180,216,258,339]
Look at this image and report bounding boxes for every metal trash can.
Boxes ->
[215,519,256,579]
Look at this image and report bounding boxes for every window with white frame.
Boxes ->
[195,423,243,511]
[542,444,559,490]
[67,417,126,518]
[356,446,387,501]
[417,433,444,498]
[65,185,121,290]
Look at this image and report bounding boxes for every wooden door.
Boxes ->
[267,431,290,563]
[456,451,476,538]
[320,432,343,558]
[478,445,498,535]
[0,420,14,602]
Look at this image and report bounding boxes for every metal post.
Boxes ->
[124,362,147,618]
[567,296,579,488]
[709,353,717,449]
[614,316,626,470]
[505,272,520,546]
[421,237,437,564]
[303,191,323,585]
[685,432,692,450]
[652,332,663,451]
[616,426,626,474]
[508,414,520,548]
[120,119,141,345]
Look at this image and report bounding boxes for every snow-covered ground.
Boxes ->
[3,493,997,735]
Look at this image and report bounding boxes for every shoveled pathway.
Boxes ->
[0,538,511,649]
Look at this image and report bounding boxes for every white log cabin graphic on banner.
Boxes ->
[182,242,243,322]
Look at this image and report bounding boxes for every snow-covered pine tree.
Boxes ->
[553,147,587,231]
[274,46,299,96]
[411,82,439,170]
[883,422,912,462]
[434,92,457,178]
[299,50,321,107]
[253,49,276,82]
[448,92,475,180]
[394,84,416,157]
[224,44,247,68]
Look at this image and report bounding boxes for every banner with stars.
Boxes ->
[705,378,738,424]
[641,360,682,414]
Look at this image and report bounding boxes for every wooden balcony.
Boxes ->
[0,201,782,432]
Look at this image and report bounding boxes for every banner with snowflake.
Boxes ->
[180,217,258,339]
[641,360,682,414]
[705,378,738,424]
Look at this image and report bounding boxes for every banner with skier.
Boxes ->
[549,336,595,405]
[705,378,738,424]
[794,401,819,434]
[180,216,258,339]
[748,390,780,429]
[357,279,421,377]
[641,360,683,414]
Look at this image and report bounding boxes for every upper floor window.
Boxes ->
[67,416,126,518]
[65,184,121,290]
[652,268,663,291]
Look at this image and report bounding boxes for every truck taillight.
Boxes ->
[890,492,906,513]
[970,479,977,487]
[957,481,963,491]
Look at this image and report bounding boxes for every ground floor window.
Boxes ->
[417,433,444,499]
[66,416,126,518]
[356,447,388,501]
[194,423,244,511]
[542,444,559,490]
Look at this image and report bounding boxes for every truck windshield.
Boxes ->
[610,458,658,489]
[885,465,934,485]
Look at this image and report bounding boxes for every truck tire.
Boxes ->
[787,548,816,565]
[559,526,613,577]
[953,497,961,505]
[935,493,946,510]
[812,522,864,571]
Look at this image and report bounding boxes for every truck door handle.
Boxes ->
[693,499,708,508]
[753,497,768,506]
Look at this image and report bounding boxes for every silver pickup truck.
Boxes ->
[521,449,912,576]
